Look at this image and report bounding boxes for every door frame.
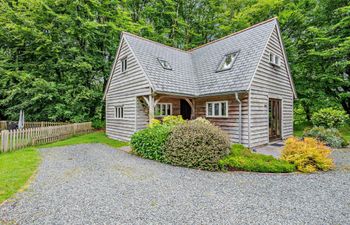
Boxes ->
[268,98,282,141]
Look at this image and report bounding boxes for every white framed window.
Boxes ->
[206,101,228,117]
[217,52,239,72]
[115,106,124,119]
[121,57,127,72]
[269,52,281,67]
[157,58,172,70]
[155,103,172,116]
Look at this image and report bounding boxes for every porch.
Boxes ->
[137,93,248,145]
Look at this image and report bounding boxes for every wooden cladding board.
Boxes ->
[249,27,294,147]
[105,38,151,141]
[195,94,249,145]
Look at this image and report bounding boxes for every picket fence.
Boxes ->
[0,122,92,152]
[0,121,67,130]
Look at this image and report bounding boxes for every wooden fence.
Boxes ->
[0,121,68,130]
[0,122,92,152]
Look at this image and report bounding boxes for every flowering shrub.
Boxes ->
[281,137,334,173]
[303,127,348,148]
[162,115,185,126]
[311,108,348,128]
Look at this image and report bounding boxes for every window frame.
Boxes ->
[121,57,128,72]
[269,52,281,67]
[206,101,229,118]
[115,106,124,119]
[155,103,173,117]
[157,58,172,70]
[216,51,239,72]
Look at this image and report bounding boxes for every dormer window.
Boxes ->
[217,52,239,72]
[269,52,281,67]
[157,58,172,70]
[121,57,127,72]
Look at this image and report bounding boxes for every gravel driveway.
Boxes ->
[1,144,349,225]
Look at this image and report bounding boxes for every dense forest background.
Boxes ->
[0,0,349,124]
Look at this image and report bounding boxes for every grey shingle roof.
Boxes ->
[123,18,277,96]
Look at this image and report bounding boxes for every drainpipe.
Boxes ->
[235,93,242,144]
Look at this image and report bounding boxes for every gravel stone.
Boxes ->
[0,144,349,225]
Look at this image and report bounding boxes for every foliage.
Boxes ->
[162,115,185,126]
[303,127,348,148]
[130,125,171,161]
[311,108,348,128]
[149,119,161,128]
[92,120,105,129]
[0,148,40,203]
[0,0,349,123]
[281,137,334,173]
[164,120,231,171]
[189,117,211,125]
[219,144,295,173]
[42,131,128,149]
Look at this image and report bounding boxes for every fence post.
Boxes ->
[1,130,9,152]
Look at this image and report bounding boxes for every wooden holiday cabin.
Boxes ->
[103,18,296,147]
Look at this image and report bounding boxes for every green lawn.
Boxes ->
[0,131,127,203]
[0,148,40,203]
[42,131,128,148]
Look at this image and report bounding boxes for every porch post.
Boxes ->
[149,95,154,122]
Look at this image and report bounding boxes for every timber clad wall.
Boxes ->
[250,27,294,147]
[106,39,151,141]
[195,94,249,145]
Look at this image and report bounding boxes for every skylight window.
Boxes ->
[217,52,239,72]
[157,58,172,70]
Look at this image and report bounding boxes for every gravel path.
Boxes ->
[1,144,349,225]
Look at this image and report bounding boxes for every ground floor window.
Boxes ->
[155,103,172,116]
[206,101,228,117]
[115,106,124,119]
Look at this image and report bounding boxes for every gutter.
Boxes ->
[235,93,242,144]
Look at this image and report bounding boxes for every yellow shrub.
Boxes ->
[162,115,185,126]
[281,137,334,173]
[148,119,161,128]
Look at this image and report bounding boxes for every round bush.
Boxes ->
[281,137,334,173]
[303,126,348,148]
[130,125,171,161]
[164,120,231,171]
[311,108,348,128]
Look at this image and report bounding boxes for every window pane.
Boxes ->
[162,104,166,115]
[214,103,220,116]
[208,103,212,116]
[167,104,171,115]
[121,107,123,118]
[275,55,280,65]
[270,53,274,62]
[221,102,227,116]
[155,105,160,116]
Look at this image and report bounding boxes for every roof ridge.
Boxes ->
[122,17,277,54]
[122,32,189,53]
[188,17,277,52]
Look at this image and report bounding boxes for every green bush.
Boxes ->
[130,125,171,161]
[164,120,231,171]
[162,115,185,126]
[92,119,105,129]
[219,144,295,173]
[303,126,348,148]
[311,108,348,128]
